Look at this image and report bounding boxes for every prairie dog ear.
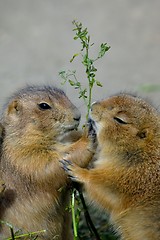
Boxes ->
[7,100,22,117]
[136,128,153,140]
[137,129,147,139]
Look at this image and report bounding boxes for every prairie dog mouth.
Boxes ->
[58,124,79,143]
[65,122,79,131]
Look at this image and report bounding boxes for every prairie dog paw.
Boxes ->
[60,160,83,182]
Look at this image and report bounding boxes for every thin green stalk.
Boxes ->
[6,230,46,240]
[87,84,92,120]
[71,190,78,240]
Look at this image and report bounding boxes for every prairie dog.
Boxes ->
[62,94,160,240]
[0,85,94,239]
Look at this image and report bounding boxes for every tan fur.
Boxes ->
[0,86,94,239]
[63,94,160,240]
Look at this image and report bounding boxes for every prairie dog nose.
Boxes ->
[90,101,99,111]
[73,111,81,122]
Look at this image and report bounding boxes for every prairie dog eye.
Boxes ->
[114,117,128,125]
[38,102,51,110]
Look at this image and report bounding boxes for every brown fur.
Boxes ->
[0,86,94,239]
[62,94,160,240]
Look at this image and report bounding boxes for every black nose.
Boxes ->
[87,118,94,128]
[73,115,81,122]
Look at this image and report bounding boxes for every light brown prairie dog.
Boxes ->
[62,93,160,240]
[0,85,94,239]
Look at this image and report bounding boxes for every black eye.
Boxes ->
[114,117,127,125]
[38,103,51,110]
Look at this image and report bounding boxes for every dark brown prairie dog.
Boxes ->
[62,93,160,240]
[0,85,94,239]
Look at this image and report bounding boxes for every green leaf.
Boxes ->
[69,80,76,86]
[96,80,103,87]
[91,66,97,72]
[79,89,87,99]
[89,73,95,78]
[70,53,80,63]
[74,82,81,89]
[98,43,111,58]
[59,70,66,75]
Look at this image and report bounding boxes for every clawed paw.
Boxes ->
[60,159,79,181]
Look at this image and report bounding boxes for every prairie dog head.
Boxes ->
[89,94,160,160]
[2,86,81,141]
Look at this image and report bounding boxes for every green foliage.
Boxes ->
[59,20,110,120]
[71,189,81,240]
[71,197,119,240]
[59,20,114,240]
[59,70,88,105]
[0,220,46,239]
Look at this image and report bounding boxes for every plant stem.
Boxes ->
[86,82,92,120]
[71,190,78,240]
[9,227,15,240]
[74,183,101,240]
[84,35,91,120]
[6,230,46,240]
